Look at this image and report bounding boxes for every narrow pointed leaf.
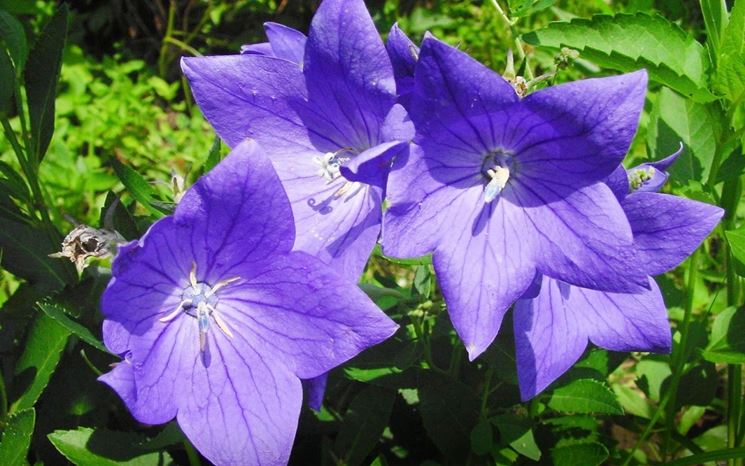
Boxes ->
[0,10,27,71]
[38,302,109,354]
[24,4,68,162]
[714,0,745,103]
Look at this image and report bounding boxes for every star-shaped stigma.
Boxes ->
[159,262,239,351]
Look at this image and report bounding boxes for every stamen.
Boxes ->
[484,166,510,203]
[210,307,235,339]
[159,300,190,323]
[207,276,240,296]
[189,261,198,288]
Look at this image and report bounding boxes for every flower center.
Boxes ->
[481,149,514,203]
[628,166,655,192]
[159,262,239,352]
[313,148,355,183]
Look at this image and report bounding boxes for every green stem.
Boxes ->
[488,0,534,80]
[480,367,494,418]
[158,0,177,77]
[662,251,700,459]
[0,372,7,419]
[163,36,202,57]
[721,176,743,466]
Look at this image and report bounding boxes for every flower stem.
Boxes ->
[662,250,700,459]
[488,0,534,80]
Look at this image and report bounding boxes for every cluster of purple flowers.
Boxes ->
[99,0,723,464]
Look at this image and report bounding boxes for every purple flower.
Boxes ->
[240,22,307,64]
[182,0,412,280]
[385,23,420,107]
[98,141,397,465]
[383,36,655,360]
[513,152,723,399]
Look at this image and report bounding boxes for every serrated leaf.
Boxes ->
[714,1,745,103]
[508,0,555,18]
[0,217,73,292]
[0,408,35,465]
[335,386,395,466]
[48,427,174,465]
[548,379,623,415]
[37,302,109,353]
[551,441,609,466]
[24,4,68,162]
[10,314,70,412]
[0,10,27,71]
[110,158,167,218]
[523,13,714,101]
[0,47,14,116]
[703,307,745,363]
[647,87,722,183]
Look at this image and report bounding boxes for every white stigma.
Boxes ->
[313,152,342,183]
[484,166,510,203]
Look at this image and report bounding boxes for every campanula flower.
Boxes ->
[182,0,412,280]
[513,151,723,399]
[383,36,654,360]
[99,141,397,465]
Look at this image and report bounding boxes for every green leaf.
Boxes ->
[508,0,555,18]
[0,408,35,465]
[24,4,68,162]
[726,227,745,277]
[203,136,222,173]
[418,371,480,460]
[37,302,109,353]
[470,419,493,456]
[48,427,174,465]
[110,158,167,218]
[0,161,30,204]
[334,386,395,466]
[0,47,14,117]
[413,265,432,298]
[492,415,541,461]
[700,0,729,54]
[714,1,745,103]
[665,447,745,466]
[523,13,714,101]
[99,191,140,240]
[548,379,623,415]
[647,87,722,183]
[612,385,653,419]
[551,441,609,466]
[0,218,73,292]
[10,314,70,412]
[703,307,745,363]
[0,10,27,71]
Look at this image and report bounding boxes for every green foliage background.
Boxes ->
[0,0,744,465]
